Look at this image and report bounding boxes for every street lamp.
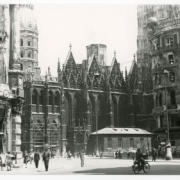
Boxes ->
[164,70,172,160]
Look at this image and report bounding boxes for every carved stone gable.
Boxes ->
[65,53,77,75]
[111,59,121,80]
[115,78,121,90]
[69,73,76,88]
[89,56,101,77]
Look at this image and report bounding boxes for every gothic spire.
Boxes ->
[57,58,61,73]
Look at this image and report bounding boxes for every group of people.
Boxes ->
[114,150,122,159]
[66,150,85,167]
[23,148,53,171]
[0,152,15,171]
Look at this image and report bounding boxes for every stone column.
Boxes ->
[44,82,49,146]
[61,85,67,157]
[11,97,24,167]
[114,95,120,127]
[10,5,21,70]
[69,92,75,153]
[105,72,114,127]
[2,5,10,84]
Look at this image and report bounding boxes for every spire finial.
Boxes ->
[134,54,135,61]
[114,51,116,58]
[69,43,72,51]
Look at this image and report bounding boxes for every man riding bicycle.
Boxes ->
[135,148,145,169]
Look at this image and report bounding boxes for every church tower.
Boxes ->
[19,5,38,72]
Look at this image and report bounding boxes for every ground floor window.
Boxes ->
[130,138,134,147]
[118,138,123,148]
[107,138,112,148]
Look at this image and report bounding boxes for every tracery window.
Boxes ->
[55,91,59,106]
[49,91,53,105]
[32,89,37,105]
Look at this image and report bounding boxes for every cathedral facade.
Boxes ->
[22,43,129,155]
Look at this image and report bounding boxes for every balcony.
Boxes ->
[168,104,177,110]
[152,44,180,56]
[154,17,180,34]
[153,106,165,113]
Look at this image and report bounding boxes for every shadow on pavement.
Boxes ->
[73,164,180,175]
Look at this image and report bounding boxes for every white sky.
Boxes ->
[33,4,137,77]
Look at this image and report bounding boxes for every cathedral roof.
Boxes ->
[19,4,38,33]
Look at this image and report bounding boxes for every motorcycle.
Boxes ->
[132,154,150,174]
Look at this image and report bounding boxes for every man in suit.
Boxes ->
[42,148,50,171]
[34,149,40,168]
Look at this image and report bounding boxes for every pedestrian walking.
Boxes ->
[115,150,118,159]
[79,149,85,167]
[100,151,103,159]
[5,152,12,171]
[77,152,80,158]
[29,150,34,164]
[0,152,3,171]
[67,151,72,160]
[127,150,130,159]
[34,149,41,168]
[152,148,157,161]
[42,148,51,172]
[52,150,55,158]
[118,150,121,159]
[23,150,29,168]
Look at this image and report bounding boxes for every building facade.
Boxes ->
[0,5,25,157]
[133,5,180,147]
[22,44,130,155]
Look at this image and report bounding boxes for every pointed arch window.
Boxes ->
[55,91,60,106]
[32,89,37,105]
[49,91,53,105]
[39,90,44,105]
[159,93,162,106]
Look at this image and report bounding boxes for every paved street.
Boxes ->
[0,156,180,175]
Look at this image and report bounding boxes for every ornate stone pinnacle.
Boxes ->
[114,51,116,57]
[69,44,72,51]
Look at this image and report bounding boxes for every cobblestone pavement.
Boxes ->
[0,156,180,175]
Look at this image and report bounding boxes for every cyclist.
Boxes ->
[135,148,144,169]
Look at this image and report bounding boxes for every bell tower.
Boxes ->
[19,4,38,74]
